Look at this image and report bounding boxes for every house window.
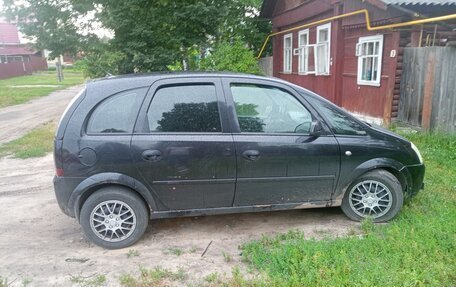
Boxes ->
[8,56,23,62]
[297,29,309,74]
[283,33,293,73]
[316,23,331,75]
[294,24,331,75]
[356,35,383,86]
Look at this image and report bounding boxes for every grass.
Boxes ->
[240,132,456,286]
[127,249,140,258]
[0,276,32,287]
[21,278,32,286]
[0,122,55,159]
[69,274,106,287]
[0,71,85,108]
[223,251,233,263]
[0,277,8,287]
[119,266,187,287]
[164,247,184,256]
[204,273,219,283]
[119,266,263,287]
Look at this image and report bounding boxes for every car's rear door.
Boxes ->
[131,77,236,211]
[222,77,340,206]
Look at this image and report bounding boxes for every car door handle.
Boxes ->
[242,150,260,161]
[141,150,162,162]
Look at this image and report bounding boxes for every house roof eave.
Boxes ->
[365,0,390,10]
[381,0,456,5]
[260,0,277,19]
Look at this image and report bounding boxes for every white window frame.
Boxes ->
[356,34,384,87]
[297,29,309,74]
[283,33,293,73]
[316,23,331,75]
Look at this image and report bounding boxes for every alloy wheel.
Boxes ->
[89,200,137,242]
[348,180,393,218]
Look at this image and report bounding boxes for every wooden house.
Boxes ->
[260,0,456,124]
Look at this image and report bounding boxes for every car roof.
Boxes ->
[83,72,318,107]
[86,71,290,87]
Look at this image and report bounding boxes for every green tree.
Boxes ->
[3,0,270,75]
[215,0,271,54]
[200,38,263,75]
[2,0,98,59]
[77,43,126,78]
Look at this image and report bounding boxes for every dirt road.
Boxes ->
[0,87,358,286]
[0,154,358,286]
[0,85,84,144]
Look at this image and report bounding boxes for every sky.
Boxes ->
[0,0,113,44]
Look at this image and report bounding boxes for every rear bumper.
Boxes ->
[404,163,425,198]
[53,176,84,218]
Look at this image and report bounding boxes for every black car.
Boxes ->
[53,73,424,249]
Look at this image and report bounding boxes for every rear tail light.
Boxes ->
[56,168,64,177]
[54,139,64,177]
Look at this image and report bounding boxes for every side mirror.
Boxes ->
[310,120,323,137]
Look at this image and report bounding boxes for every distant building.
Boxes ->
[44,50,75,68]
[0,20,48,79]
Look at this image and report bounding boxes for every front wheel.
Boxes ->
[341,169,404,222]
[80,186,149,249]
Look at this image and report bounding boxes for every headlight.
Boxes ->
[410,142,423,164]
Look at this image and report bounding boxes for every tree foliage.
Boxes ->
[76,43,126,78]
[2,0,270,76]
[2,0,98,59]
[200,38,263,75]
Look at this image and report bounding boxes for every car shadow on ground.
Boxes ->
[141,207,352,243]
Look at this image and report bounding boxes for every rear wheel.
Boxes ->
[80,186,149,249]
[341,169,403,222]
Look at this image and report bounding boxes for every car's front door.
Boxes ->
[131,78,236,211]
[222,78,340,206]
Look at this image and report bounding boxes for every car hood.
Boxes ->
[369,125,410,144]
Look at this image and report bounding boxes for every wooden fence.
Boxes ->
[0,56,48,80]
[398,47,456,133]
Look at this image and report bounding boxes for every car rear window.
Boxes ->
[86,89,143,134]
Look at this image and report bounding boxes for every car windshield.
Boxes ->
[293,87,368,136]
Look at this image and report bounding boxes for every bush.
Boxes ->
[200,39,263,75]
[78,48,126,78]
[71,60,85,72]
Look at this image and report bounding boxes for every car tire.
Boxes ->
[341,169,403,223]
[80,186,149,249]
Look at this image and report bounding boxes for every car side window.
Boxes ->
[147,84,221,132]
[306,96,367,136]
[231,84,313,133]
[87,89,141,134]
